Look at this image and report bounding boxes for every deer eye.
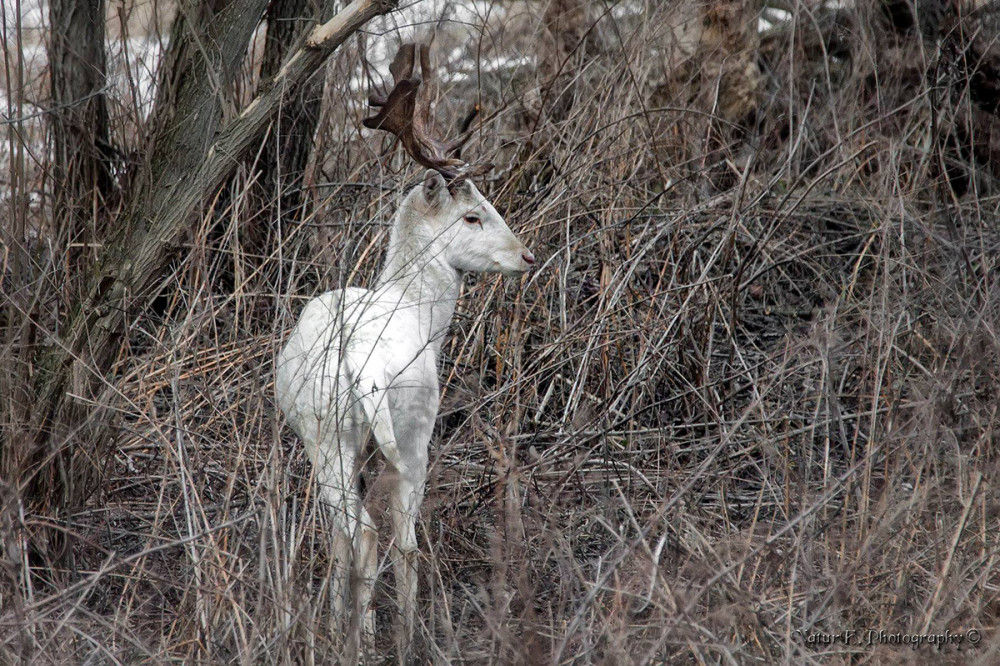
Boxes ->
[464,214,482,227]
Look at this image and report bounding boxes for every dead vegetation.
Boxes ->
[2,0,1000,663]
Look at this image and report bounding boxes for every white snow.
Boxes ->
[106,35,165,117]
[2,0,46,31]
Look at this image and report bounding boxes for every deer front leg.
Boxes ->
[377,362,433,659]
[388,460,427,657]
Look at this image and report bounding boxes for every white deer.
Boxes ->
[274,43,534,659]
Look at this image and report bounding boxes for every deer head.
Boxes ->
[400,168,534,276]
[366,43,534,277]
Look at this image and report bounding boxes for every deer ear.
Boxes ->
[422,169,447,206]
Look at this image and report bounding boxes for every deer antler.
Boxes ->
[363,43,493,180]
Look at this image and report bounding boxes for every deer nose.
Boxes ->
[522,252,536,266]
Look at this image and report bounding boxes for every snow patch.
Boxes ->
[106,36,165,118]
[2,0,46,31]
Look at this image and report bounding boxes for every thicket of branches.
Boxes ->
[2,0,1000,663]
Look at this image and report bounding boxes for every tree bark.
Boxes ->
[49,0,113,227]
[257,0,333,222]
[15,0,398,556]
[234,0,338,265]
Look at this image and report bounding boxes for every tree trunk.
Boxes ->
[237,0,336,263]
[13,0,270,564]
[14,0,397,565]
[49,0,113,226]
[258,0,331,221]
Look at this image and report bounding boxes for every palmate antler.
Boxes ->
[363,43,493,180]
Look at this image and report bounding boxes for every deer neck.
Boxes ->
[377,228,462,352]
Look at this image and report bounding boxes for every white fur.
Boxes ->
[275,170,533,656]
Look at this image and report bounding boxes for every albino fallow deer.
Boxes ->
[274,43,534,659]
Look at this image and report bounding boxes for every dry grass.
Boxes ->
[2,1,1000,663]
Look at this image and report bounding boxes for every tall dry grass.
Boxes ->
[2,0,1000,663]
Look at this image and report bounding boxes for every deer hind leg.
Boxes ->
[311,443,372,657]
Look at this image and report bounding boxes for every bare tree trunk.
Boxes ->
[49,0,113,225]
[14,0,270,565]
[258,0,331,220]
[14,0,397,566]
[236,0,336,264]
